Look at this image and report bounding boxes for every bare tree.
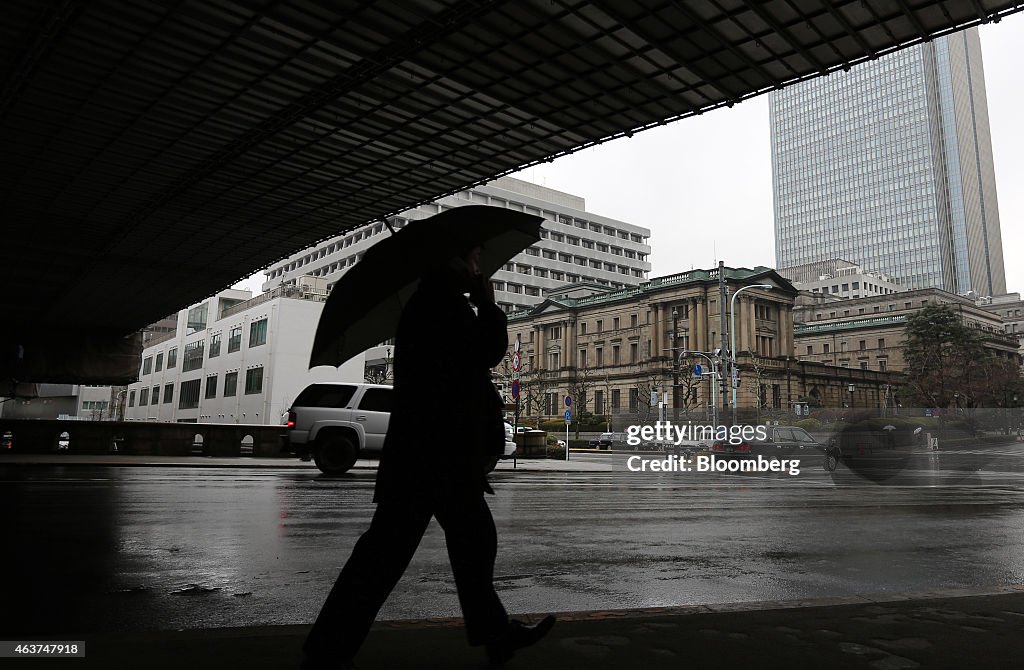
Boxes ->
[520,366,554,428]
[566,365,598,439]
[744,353,771,422]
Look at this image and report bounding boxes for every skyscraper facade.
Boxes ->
[771,27,1005,296]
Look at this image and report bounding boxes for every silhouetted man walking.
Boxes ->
[302,246,554,669]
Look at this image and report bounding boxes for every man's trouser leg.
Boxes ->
[435,495,508,645]
[303,502,431,661]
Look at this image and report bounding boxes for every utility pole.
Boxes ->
[718,261,729,422]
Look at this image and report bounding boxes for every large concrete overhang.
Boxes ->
[2,0,1021,382]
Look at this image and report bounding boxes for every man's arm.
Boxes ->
[468,275,508,368]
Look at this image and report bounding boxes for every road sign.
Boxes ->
[511,379,520,400]
[564,408,572,423]
[565,396,572,407]
[511,351,522,371]
[694,364,703,376]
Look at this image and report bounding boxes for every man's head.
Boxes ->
[436,245,483,292]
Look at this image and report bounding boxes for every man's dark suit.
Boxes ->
[303,273,510,663]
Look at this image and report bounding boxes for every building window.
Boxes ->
[155,352,163,372]
[595,390,604,414]
[139,388,149,406]
[859,340,866,351]
[612,345,620,365]
[151,386,159,405]
[178,379,200,409]
[596,320,603,332]
[878,338,885,350]
[182,341,205,372]
[187,304,209,335]
[142,357,152,375]
[630,314,638,328]
[629,388,639,412]
[823,343,830,354]
[245,367,264,394]
[209,333,222,358]
[879,360,888,372]
[128,390,136,407]
[579,349,587,368]
[228,326,242,353]
[205,375,218,399]
[613,317,619,330]
[580,322,587,335]
[224,371,238,397]
[611,389,620,410]
[596,347,604,366]
[249,318,268,348]
[630,342,638,363]
[163,383,173,404]
[806,345,813,355]
[167,348,177,369]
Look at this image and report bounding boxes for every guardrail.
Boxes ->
[0,419,286,457]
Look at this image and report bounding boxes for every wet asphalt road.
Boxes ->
[4,444,1024,635]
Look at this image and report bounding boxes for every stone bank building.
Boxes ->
[505,266,895,425]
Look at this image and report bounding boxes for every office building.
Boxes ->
[262,176,653,313]
[771,27,1006,296]
[124,284,364,425]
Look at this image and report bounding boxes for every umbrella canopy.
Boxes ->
[309,205,543,368]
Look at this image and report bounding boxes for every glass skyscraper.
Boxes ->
[771,27,1005,296]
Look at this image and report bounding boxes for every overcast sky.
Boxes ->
[234,16,1022,296]
[510,15,1024,295]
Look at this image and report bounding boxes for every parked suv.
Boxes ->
[283,383,392,474]
[284,382,517,475]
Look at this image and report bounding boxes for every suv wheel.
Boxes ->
[314,432,358,475]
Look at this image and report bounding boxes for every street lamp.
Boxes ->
[730,284,773,425]
[848,383,855,408]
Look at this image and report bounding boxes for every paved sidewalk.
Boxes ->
[19,587,1024,669]
[0,453,614,471]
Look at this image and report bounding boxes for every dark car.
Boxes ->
[588,432,625,450]
[710,425,837,470]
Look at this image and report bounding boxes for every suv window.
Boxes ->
[293,384,357,408]
[358,388,392,413]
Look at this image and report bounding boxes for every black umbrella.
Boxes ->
[309,205,543,368]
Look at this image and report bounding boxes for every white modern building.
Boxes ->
[780,259,904,299]
[261,176,653,314]
[124,283,364,425]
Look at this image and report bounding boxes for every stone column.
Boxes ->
[747,298,756,356]
[536,325,545,370]
[652,303,662,361]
